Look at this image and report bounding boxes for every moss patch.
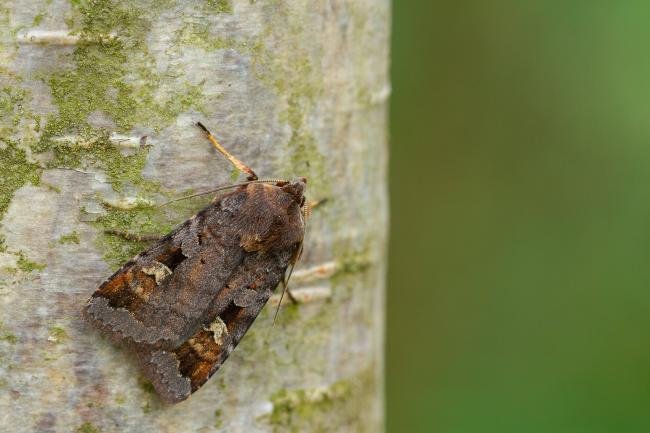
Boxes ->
[0,86,29,137]
[214,408,224,429]
[334,246,373,280]
[49,0,201,135]
[0,321,18,344]
[75,422,100,433]
[263,366,377,433]
[138,377,156,395]
[34,0,205,187]
[93,203,167,267]
[0,333,17,344]
[204,0,233,14]
[0,54,41,228]
[48,325,67,343]
[138,376,163,413]
[32,12,45,26]
[39,132,157,192]
[16,251,46,273]
[172,21,240,51]
[0,139,41,220]
[57,231,80,245]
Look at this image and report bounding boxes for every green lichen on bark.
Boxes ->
[0,139,41,220]
[0,321,18,344]
[0,18,44,223]
[37,0,151,145]
[35,0,205,157]
[2,250,46,274]
[0,86,29,137]
[75,422,100,433]
[33,0,204,155]
[172,21,241,51]
[0,81,41,222]
[57,231,80,245]
[93,203,171,268]
[204,0,233,14]
[0,334,17,344]
[32,12,45,26]
[137,376,164,413]
[52,135,156,191]
[334,243,374,282]
[48,325,67,343]
[14,251,46,273]
[214,408,224,429]
[263,366,377,433]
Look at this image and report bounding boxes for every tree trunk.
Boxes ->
[0,1,389,432]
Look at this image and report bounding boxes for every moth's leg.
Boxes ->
[196,122,258,181]
[286,287,299,304]
[104,229,162,242]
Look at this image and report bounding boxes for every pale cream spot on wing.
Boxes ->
[141,261,173,285]
[204,317,229,346]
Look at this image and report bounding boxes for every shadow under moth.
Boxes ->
[83,122,309,403]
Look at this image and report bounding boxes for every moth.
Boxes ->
[83,122,308,403]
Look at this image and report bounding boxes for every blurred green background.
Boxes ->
[388,2,650,432]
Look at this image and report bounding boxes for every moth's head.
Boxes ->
[279,177,307,207]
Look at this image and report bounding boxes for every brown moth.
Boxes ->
[83,122,307,403]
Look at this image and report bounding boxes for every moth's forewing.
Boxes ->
[83,199,245,350]
[83,182,305,403]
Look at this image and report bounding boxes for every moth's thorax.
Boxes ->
[235,180,306,252]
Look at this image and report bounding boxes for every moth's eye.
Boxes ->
[300,196,306,207]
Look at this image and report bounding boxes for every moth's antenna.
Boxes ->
[157,179,288,207]
[272,272,290,326]
[196,122,258,181]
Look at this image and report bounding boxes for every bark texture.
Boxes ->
[0,1,389,432]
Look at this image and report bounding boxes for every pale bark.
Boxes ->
[0,1,389,432]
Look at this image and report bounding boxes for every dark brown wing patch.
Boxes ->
[170,295,270,394]
[175,325,227,392]
[91,233,187,315]
[94,262,163,312]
